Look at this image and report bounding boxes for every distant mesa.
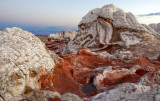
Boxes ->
[0,25,78,36]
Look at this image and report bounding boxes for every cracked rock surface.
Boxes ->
[1,4,160,101]
[0,27,55,101]
[63,4,160,59]
[42,4,160,101]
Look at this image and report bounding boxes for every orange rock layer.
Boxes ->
[38,48,160,98]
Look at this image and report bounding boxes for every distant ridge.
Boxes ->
[138,12,160,17]
[0,25,78,36]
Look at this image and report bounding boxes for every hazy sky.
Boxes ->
[0,0,160,27]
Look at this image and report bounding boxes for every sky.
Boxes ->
[0,0,160,27]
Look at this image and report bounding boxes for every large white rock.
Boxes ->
[0,27,55,101]
[126,13,146,31]
[62,4,160,56]
[142,24,159,35]
[49,33,63,40]
[149,23,160,33]
[49,30,77,41]
[63,4,157,54]
[85,83,160,101]
[99,4,116,20]
[63,30,77,40]
[120,31,141,47]
[97,20,113,44]
[79,8,101,25]
[62,93,84,101]
[113,9,130,28]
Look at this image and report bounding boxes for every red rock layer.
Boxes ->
[48,97,61,101]
[46,39,69,54]
[38,48,160,98]
[97,69,148,88]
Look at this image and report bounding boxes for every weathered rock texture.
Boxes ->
[1,4,160,101]
[46,30,77,54]
[0,27,83,101]
[41,4,160,101]
[0,27,56,101]
[149,23,160,33]
[63,4,160,59]
[38,48,160,101]
[85,84,160,101]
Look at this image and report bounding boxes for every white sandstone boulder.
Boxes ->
[0,27,55,101]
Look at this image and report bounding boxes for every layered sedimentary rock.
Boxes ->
[149,23,160,33]
[37,4,160,101]
[46,30,77,54]
[63,4,160,59]
[41,4,160,101]
[38,48,160,100]
[1,4,160,101]
[0,27,84,101]
[0,28,83,101]
[0,27,56,100]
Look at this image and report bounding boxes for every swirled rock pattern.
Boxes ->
[38,48,160,101]
[46,30,77,54]
[1,4,160,101]
[41,4,160,101]
[63,4,160,59]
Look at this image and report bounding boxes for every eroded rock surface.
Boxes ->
[38,48,160,101]
[85,84,160,101]
[1,4,160,101]
[39,4,160,101]
[0,27,56,101]
[149,23,160,34]
[46,30,77,54]
[63,4,160,60]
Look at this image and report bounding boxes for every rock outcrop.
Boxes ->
[46,30,77,54]
[149,23,160,33]
[1,4,160,101]
[38,48,160,100]
[48,30,77,41]
[45,4,160,101]
[85,83,160,101]
[63,4,160,59]
[0,27,56,100]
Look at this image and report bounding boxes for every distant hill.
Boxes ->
[138,12,160,17]
[0,25,78,36]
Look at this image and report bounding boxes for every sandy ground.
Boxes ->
[36,35,48,43]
